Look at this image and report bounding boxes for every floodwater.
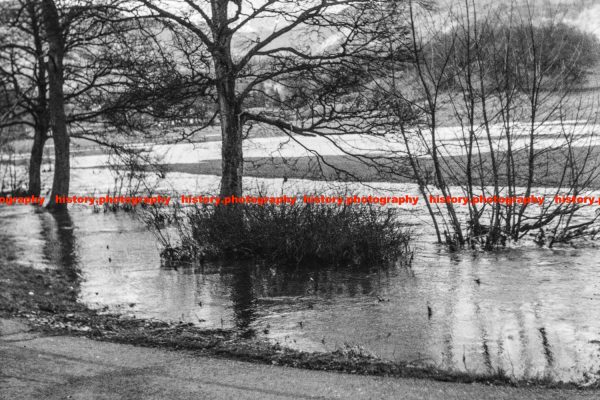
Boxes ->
[3,122,600,383]
[2,182,600,384]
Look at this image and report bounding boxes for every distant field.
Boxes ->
[4,122,288,157]
[164,144,600,189]
[432,88,600,127]
[5,126,224,156]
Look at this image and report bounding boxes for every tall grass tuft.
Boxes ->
[146,203,412,268]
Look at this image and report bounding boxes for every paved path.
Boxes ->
[0,319,596,400]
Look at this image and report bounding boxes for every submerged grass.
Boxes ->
[150,202,413,268]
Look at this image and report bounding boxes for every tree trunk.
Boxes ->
[28,125,47,196]
[41,0,69,210]
[27,0,49,198]
[212,1,242,198]
[217,84,243,198]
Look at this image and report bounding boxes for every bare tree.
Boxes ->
[373,0,600,249]
[0,0,50,196]
[124,0,412,197]
[0,0,155,206]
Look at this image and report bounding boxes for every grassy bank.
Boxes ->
[0,229,596,390]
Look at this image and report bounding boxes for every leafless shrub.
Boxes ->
[371,0,600,249]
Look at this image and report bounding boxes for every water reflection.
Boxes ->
[39,210,79,278]
[2,206,600,383]
[230,265,256,334]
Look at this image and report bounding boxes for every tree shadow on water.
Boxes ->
[229,264,257,337]
[39,209,80,283]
